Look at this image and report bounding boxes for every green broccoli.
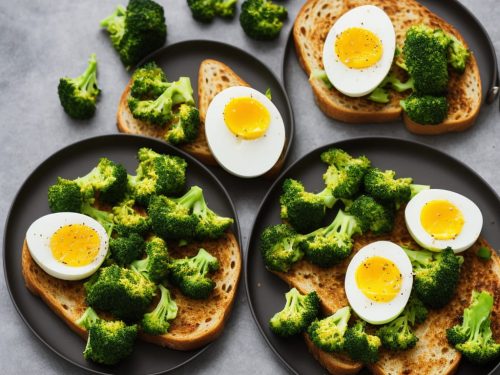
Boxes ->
[344,321,381,364]
[100,0,167,68]
[165,104,200,145]
[131,237,170,283]
[168,248,220,299]
[363,168,414,203]
[112,197,150,235]
[447,290,500,364]
[187,0,237,23]
[141,284,178,335]
[130,61,169,98]
[240,0,287,41]
[58,54,100,120]
[109,232,145,265]
[367,72,415,104]
[448,34,470,73]
[308,306,351,352]
[260,224,304,272]
[269,288,320,337]
[400,93,448,125]
[347,195,394,234]
[309,69,333,89]
[192,187,234,240]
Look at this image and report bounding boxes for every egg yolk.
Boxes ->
[335,27,383,69]
[50,224,100,267]
[420,200,465,240]
[224,97,271,140]
[355,256,402,303]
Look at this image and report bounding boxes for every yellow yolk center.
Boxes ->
[420,200,465,240]
[335,27,383,69]
[355,256,402,302]
[50,224,100,267]
[224,97,270,140]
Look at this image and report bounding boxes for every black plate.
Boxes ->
[245,137,500,375]
[3,134,241,375]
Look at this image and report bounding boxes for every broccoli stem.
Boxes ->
[76,307,100,329]
[75,54,99,94]
[100,6,126,47]
[174,186,203,208]
[81,203,115,237]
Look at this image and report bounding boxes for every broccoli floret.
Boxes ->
[100,0,167,68]
[308,306,351,352]
[165,104,200,145]
[84,264,156,321]
[141,284,178,335]
[58,54,100,120]
[187,0,237,23]
[364,168,413,203]
[240,0,287,41]
[344,321,381,364]
[76,307,137,365]
[448,35,470,73]
[400,93,448,125]
[269,288,320,337]
[192,188,234,240]
[367,72,415,104]
[131,237,170,283]
[403,247,462,308]
[168,248,219,299]
[300,209,362,267]
[260,224,304,272]
[321,148,371,199]
[368,86,390,104]
[447,290,500,364]
[109,232,145,265]
[130,61,169,98]
[309,69,334,89]
[347,195,394,234]
[112,197,150,235]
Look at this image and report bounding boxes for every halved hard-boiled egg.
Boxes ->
[405,189,483,253]
[322,5,396,97]
[205,86,285,178]
[345,241,413,325]
[26,212,109,280]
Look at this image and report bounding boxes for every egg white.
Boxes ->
[322,5,396,97]
[204,86,286,178]
[26,212,109,280]
[405,189,483,253]
[345,241,413,325]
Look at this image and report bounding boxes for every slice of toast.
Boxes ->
[274,208,500,375]
[293,0,482,133]
[22,231,241,351]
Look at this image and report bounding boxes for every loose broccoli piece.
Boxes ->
[367,72,415,104]
[112,197,150,235]
[130,61,169,99]
[168,248,219,299]
[344,321,381,364]
[279,178,336,233]
[141,284,178,335]
[192,188,234,239]
[347,195,394,234]
[368,86,390,104]
[131,237,170,283]
[308,306,351,352]
[403,247,462,308]
[187,0,237,23]
[300,209,362,267]
[477,246,492,260]
[165,104,200,145]
[400,93,448,125]
[269,288,320,337]
[109,232,145,265]
[447,291,500,364]
[310,69,333,89]
[364,168,413,203]
[321,148,371,199]
[128,148,187,205]
[76,307,137,365]
[58,54,100,120]
[240,0,287,41]
[448,34,470,73]
[128,77,195,125]
[100,0,167,68]
[260,224,304,272]
[84,264,156,321]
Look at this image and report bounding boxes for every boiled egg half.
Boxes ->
[405,189,483,253]
[345,241,413,325]
[205,86,285,178]
[322,5,396,97]
[26,212,109,280]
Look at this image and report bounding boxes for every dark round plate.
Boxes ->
[245,137,500,375]
[3,134,242,375]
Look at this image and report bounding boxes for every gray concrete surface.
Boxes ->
[0,0,498,374]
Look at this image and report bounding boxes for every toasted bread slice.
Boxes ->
[22,231,241,351]
[274,209,500,375]
[293,0,482,132]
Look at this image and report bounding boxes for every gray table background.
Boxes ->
[0,0,498,374]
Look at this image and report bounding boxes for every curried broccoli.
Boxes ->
[344,321,381,364]
[76,307,137,365]
[112,197,150,235]
[187,0,237,23]
[130,61,169,99]
[84,264,156,321]
[131,237,170,283]
[240,0,287,41]
[403,247,462,308]
[58,54,100,120]
[308,306,351,352]
[165,104,200,145]
[192,187,234,239]
[448,34,470,73]
[269,288,320,337]
[169,248,220,299]
[347,195,394,234]
[109,232,145,265]
[260,224,304,272]
[100,0,167,68]
[447,290,500,364]
[141,284,178,335]
[400,93,448,125]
